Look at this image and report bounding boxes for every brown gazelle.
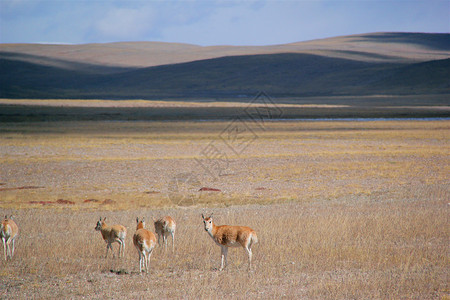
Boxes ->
[154,216,176,253]
[133,218,157,274]
[202,214,258,271]
[1,216,19,260]
[94,217,127,258]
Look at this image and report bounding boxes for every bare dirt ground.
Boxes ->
[0,120,448,299]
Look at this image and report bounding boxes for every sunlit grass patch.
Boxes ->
[0,197,447,298]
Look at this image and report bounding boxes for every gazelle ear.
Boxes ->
[209,213,213,219]
[201,214,205,220]
[136,217,139,224]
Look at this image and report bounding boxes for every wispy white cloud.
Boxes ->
[0,0,448,45]
[94,6,156,41]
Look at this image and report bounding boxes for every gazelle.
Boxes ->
[133,218,157,274]
[154,216,176,253]
[1,216,18,260]
[202,214,258,271]
[94,217,127,258]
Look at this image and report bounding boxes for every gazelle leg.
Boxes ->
[171,232,175,253]
[117,240,124,258]
[164,234,168,251]
[157,234,161,247]
[146,248,154,274]
[145,253,148,272]
[11,238,15,258]
[2,238,7,260]
[220,246,228,271]
[143,250,147,273]
[107,243,113,258]
[6,240,11,259]
[245,246,253,270]
[142,251,146,273]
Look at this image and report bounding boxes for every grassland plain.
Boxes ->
[0,120,448,299]
[1,96,449,122]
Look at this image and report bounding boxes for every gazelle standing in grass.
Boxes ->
[154,216,176,253]
[133,218,157,274]
[202,214,258,271]
[94,217,127,258]
[1,216,18,260]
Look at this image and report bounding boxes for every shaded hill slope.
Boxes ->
[1,32,449,100]
[1,52,449,99]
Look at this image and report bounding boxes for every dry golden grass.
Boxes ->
[0,99,349,108]
[0,120,448,209]
[0,120,448,298]
[0,200,447,299]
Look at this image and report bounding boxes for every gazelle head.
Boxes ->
[0,215,8,232]
[202,213,213,232]
[95,217,105,231]
[136,217,145,229]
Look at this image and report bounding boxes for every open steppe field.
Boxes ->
[0,120,448,299]
[1,96,449,121]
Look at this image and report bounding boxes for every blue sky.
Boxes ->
[1,0,449,45]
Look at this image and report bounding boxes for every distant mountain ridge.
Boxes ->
[1,32,449,100]
[2,32,450,68]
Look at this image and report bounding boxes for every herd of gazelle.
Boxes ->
[97,214,258,273]
[1,214,258,273]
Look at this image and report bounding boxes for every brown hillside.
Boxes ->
[1,32,449,68]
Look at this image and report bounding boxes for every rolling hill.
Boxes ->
[0,32,449,100]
